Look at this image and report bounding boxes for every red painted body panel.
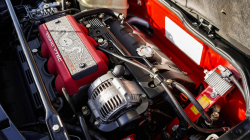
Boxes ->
[39,15,108,95]
[127,0,245,138]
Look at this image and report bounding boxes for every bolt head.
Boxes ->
[44,4,50,9]
[150,84,155,88]
[79,63,85,68]
[82,110,88,115]
[192,22,198,27]
[204,69,209,74]
[208,34,215,39]
[86,24,91,28]
[94,121,100,126]
[141,94,147,98]
[82,106,87,110]
[32,49,38,53]
[165,79,173,85]
[210,92,217,98]
[54,20,60,24]
[98,38,104,44]
[212,112,219,118]
[52,124,60,132]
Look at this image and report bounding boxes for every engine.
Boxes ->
[2,0,248,139]
[39,15,109,95]
[34,10,195,137]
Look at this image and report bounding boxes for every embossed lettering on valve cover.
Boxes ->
[45,16,98,80]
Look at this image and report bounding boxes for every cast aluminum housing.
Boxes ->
[88,72,141,123]
[204,65,234,97]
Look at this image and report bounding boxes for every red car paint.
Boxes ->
[39,15,108,95]
[127,0,246,138]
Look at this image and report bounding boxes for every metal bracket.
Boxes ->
[199,18,214,33]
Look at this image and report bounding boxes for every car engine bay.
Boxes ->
[0,0,250,140]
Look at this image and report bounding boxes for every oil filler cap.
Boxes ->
[136,46,154,58]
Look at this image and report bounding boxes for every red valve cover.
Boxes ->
[39,15,108,95]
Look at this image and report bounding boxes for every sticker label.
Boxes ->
[165,16,203,65]
[190,95,210,115]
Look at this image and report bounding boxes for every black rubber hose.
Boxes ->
[126,16,151,29]
[61,0,66,11]
[26,22,34,41]
[163,94,188,140]
[78,115,91,140]
[161,83,228,133]
[171,81,213,124]
[73,8,120,20]
[64,123,107,140]
[56,97,64,112]
[98,47,156,76]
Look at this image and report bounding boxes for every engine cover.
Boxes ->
[39,15,109,95]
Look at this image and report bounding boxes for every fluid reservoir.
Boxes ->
[77,0,129,17]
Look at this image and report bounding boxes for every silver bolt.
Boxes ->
[165,79,173,85]
[210,91,218,98]
[141,94,147,98]
[211,112,220,121]
[98,38,104,44]
[86,24,91,28]
[79,63,85,68]
[94,121,100,126]
[54,20,60,24]
[98,13,104,19]
[44,4,50,9]
[52,124,60,133]
[192,22,198,27]
[200,18,204,22]
[150,84,155,88]
[208,34,215,39]
[204,69,209,74]
[32,49,38,53]
[83,110,88,115]
[82,106,87,111]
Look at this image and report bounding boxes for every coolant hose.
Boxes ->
[162,94,188,140]
[126,16,151,29]
[171,81,213,124]
[64,123,107,140]
[73,8,120,20]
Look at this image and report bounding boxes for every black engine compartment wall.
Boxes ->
[171,0,250,55]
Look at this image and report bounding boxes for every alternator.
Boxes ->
[88,71,142,123]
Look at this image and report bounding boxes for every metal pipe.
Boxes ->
[5,0,69,139]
